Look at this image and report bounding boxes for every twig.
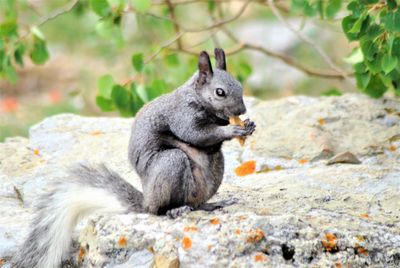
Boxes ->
[145,31,186,64]
[165,0,183,48]
[219,25,351,79]
[152,0,261,5]
[20,0,79,39]
[141,0,251,33]
[242,43,351,79]
[267,0,350,80]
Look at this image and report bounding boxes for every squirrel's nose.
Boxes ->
[233,105,246,116]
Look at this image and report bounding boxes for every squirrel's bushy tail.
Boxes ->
[12,164,143,268]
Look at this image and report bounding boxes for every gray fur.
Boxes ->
[12,48,255,267]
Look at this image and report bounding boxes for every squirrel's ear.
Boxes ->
[197,51,213,86]
[214,48,226,71]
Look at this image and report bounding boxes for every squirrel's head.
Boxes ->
[194,48,246,121]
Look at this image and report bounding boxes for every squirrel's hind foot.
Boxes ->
[197,198,238,211]
[166,205,194,219]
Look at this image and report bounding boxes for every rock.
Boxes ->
[154,255,179,268]
[326,151,361,165]
[1,94,400,267]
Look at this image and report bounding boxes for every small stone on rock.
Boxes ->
[326,151,361,165]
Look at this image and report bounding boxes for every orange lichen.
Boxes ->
[239,215,248,221]
[90,130,103,136]
[235,160,256,176]
[235,229,241,235]
[298,159,308,165]
[246,228,265,243]
[183,226,199,232]
[318,118,325,125]
[335,263,342,268]
[33,149,40,156]
[77,247,86,264]
[182,236,192,250]
[389,145,397,152]
[254,253,267,262]
[322,233,337,252]
[355,244,369,256]
[208,244,213,251]
[210,218,220,225]
[360,213,369,219]
[356,235,365,242]
[274,165,282,171]
[118,236,128,247]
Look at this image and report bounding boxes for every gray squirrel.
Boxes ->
[12,48,256,268]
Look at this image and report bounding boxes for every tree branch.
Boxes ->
[165,0,183,49]
[267,0,351,80]
[142,0,251,33]
[21,0,79,39]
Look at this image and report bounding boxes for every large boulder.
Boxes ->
[0,94,399,267]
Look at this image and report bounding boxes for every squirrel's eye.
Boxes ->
[216,88,226,97]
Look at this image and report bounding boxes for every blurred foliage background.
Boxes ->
[1,0,399,141]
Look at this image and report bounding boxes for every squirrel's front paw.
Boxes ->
[226,120,256,138]
[243,119,256,136]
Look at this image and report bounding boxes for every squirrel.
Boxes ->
[12,48,256,268]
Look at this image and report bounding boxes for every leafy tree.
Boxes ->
[0,0,398,117]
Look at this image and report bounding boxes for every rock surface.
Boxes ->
[0,94,399,267]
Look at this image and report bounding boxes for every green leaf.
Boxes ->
[131,53,144,72]
[89,0,111,17]
[30,37,49,65]
[31,26,45,40]
[0,20,17,37]
[381,54,398,74]
[317,0,324,19]
[342,16,359,41]
[291,0,305,11]
[360,37,377,61]
[303,1,317,17]
[111,85,133,117]
[364,23,383,40]
[348,12,367,34]
[387,0,397,10]
[347,1,364,18]
[365,55,381,73]
[382,9,400,32]
[165,54,179,66]
[96,96,115,112]
[355,72,371,89]
[353,62,367,73]
[208,0,216,12]
[321,88,342,96]
[363,74,388,98]
[326,0,341,18]
[97,74,114,98]
[392,37,400,58]
[96,20,114,38]
[130,83,145,114]
[95,20,124,46]
[131,0,151,13]
[3,58,17,84]
[147,79,167,101]
[344,48,363,64]
[14,43,25,67]
[236,60,252,83]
